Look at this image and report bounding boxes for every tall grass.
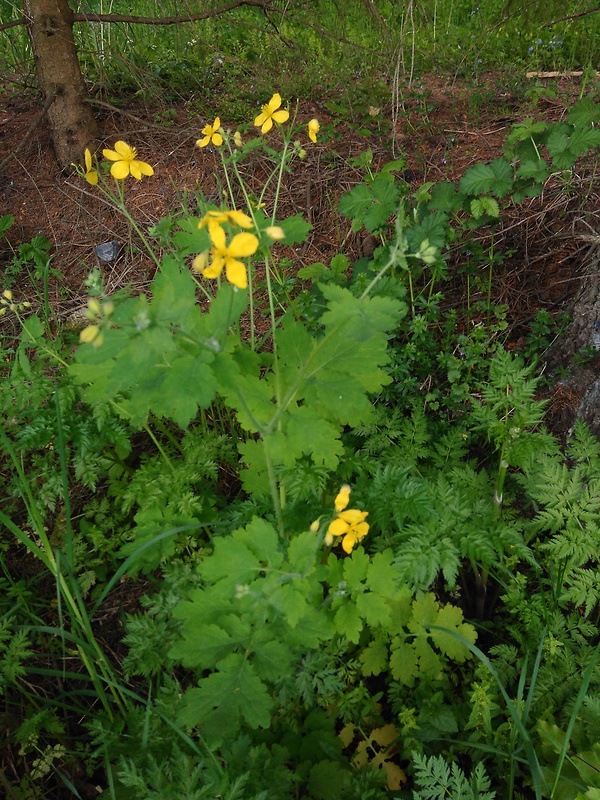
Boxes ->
[2,1,600,103]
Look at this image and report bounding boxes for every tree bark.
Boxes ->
[24,0,97,169]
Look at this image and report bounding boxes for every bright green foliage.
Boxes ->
[5,81,600,800]
[330,564,478,684]
[168,524,475,746]
[411,754,495,800]
[0,618,32,691]
[460,158,513,198]
[72,257,233,428]
[518,419,600,617]
[338,175,403,233]
[169,522,331,744]
[537,720,600,800]
[217,284,402,494]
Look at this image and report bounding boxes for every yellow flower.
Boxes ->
[307,118,320,143]
[102,141,154,180]
[196,117,223,148]
[254,93,289,134]
[325,485,369,554]
[198,209,254,229]
[83,148,98,185]
[192,222,258,290]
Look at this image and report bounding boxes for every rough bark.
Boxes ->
[553,235,600,435]
[25,0,97,168]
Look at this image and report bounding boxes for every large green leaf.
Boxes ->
[178,654,273,743]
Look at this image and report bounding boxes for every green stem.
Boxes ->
[143,422,176,474]
[265,447,285,540]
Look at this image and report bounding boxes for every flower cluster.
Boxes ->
[79,297,115,349]
[195,93,319,150]
[0,289,31,316]
[192,210,259,290]
[320,485,370,554]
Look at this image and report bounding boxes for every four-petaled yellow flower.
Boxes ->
[83,148,98,185]
[198,209,253,229]
[193,222,258,290]
[254,93,289,134]
[325,485,369,554]
[307,119,320,143]
[197,117,223,148]
[102,141,154,180]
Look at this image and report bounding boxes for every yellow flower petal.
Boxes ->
[129,160,154,180]
[85,170,98,186]
[327,518,349,537]
[228,232,259,258]
[268,93,282,111]
[196,135,211,148]
[209,222,227,252]
[338,509,369,525]
[201,260,223,279]
[260,117,274,134]
[254,111,268,127]
[102,147,121,161]
[342,533,358,554]
[227,210,253,228]
[212,132,223,146]
[225,258,248,289]
[272,109,289,124]
[109,161,130,180]
[199,210,225,227]
[85,148,93,172]
[334,485,351,512]
[114,140,135,158]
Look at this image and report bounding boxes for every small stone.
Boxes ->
[94,241,120,262]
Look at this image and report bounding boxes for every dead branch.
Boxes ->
[73,0,274,26]
[0,18,26,32]
[542,5,600,28]
[0,0,275,32]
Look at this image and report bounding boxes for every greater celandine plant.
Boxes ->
[71,92,415,539]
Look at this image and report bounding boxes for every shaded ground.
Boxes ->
[2,73,599,428]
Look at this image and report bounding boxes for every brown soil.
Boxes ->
[1,72,599,414]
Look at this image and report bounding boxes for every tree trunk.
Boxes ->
[25,0,97,168]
